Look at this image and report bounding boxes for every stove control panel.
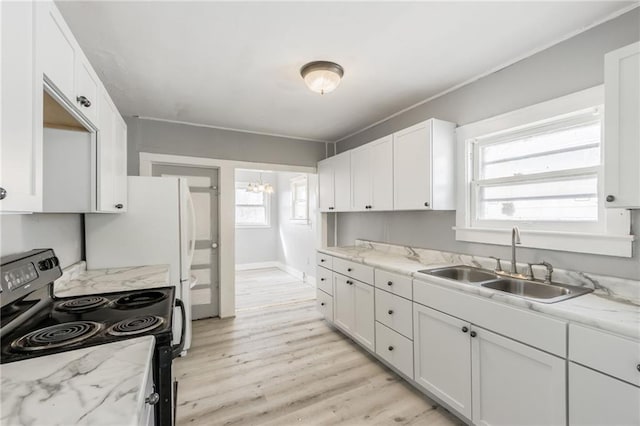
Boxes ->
[3,262,39,291]
[0,249,62,307]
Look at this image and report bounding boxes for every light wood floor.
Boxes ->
[234,268,316,311]
[175,272,463,425]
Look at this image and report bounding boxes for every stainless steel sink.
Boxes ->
[419,266,497,283]
[419,265,593,303]
[481,278,592,303]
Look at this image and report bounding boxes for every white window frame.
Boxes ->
[235,181,271,228]
[290,175,309,224]
[455,86,634,257]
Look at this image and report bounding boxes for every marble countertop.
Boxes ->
[1,336,155,426]
[54,263,171,298]
[318,241,640,341]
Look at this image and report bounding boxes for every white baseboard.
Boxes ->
[236,261,316,285]
[235,261,280,271]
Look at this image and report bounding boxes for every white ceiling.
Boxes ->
[57,1,634,142]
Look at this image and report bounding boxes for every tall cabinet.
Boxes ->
[0,1,43,213]
[604,41,640,209]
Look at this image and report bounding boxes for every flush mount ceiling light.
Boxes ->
[300,61,344,95]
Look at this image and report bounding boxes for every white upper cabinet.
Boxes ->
[0,0,43,213]
[317,151,351,212]
[75,54,100,124]
[604,42,640,209]
[351,135,393,211]
[393,119,456,210]
[97,93,127,213]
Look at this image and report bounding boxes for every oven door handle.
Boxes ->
[171,298,187,359]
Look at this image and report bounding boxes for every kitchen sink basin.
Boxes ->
[481,278,593,303]
[419,266,497,283]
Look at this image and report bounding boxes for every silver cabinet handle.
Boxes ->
[145,392,160,405]
[0,187,6,200]
[115,204,124,209]
[77,95,92,108]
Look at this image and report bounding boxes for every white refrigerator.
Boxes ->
[84,176,195,353]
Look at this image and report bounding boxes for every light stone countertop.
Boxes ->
[318,240,640,341]
[1,336,155,426]
[54,262,171,298]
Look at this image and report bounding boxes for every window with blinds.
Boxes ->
[471,108,603,230]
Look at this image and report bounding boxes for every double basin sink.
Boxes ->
[418,265,592,303]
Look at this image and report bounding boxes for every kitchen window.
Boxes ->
[235,182,270,228]
[455,86,633,257]
[290,175,309,223]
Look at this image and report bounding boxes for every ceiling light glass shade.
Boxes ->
[300,61,344,95]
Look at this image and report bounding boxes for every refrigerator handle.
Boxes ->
[187,190,196,271]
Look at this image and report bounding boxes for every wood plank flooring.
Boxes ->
[175,270,463,425]
[235,268,316,311]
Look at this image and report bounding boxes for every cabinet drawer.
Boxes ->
[333,257,374,284]
[413,278,567,357]
[317,289,333,323]
[316,252,333,269]
[375,288,413,339]
[316,266,333,295]
[375,322,414,378]
[375,269,411,299]
[569,324,640,386]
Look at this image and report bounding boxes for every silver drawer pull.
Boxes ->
[145,392,160,405]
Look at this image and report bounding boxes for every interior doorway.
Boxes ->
[234,169,318,312]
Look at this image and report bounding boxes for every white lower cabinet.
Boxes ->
[375,322,413,378]
[333,274,374,351]
[471,326,566,426]
[413,303,472,419]
[568,363,640,426]
[316,289,333,323]
[414,302,566,425]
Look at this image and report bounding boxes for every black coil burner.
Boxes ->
[111,291,167,310]
[56,296,110,312]
[107,315,165,336]
[11,321,102,352]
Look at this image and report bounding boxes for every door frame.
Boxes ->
[140,152,317,318]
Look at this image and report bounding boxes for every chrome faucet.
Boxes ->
[511,226,521,275]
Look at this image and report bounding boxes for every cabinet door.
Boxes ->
[38,1,75,101]
[413,303,472,419]
[75,56,99,124]
[569,363,640,426]
[317,158,334,212]
[113,115,128,212]
[333,274,355,333]
[351,145,371,211]
[97,91,117,212]
[393,120,431,210]
[353,281,374,351]
[333,151,351,211]
[472,327,566,426]
[604,42,640,208]
[370,135,393,211]
[1,1,43,213]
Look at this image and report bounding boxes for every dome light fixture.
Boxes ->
[300,61,344,95]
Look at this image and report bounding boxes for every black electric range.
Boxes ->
[0,249,185,426]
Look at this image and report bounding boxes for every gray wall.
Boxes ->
[126,117,329,175]
[234,170,279,265]
[277,172,318,280]
[0,214,83,268]
[335,9,640,281]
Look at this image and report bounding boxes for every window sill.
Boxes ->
[453,226,634,258]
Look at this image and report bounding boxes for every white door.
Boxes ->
[333,151,352,211]
[370,135,394,211]
[333,274,355,333]
[153,165,220,319]
[394,120,432,210]
[317,158,335,212]
[568,362,640,426]
[413,303,472,419]
[353,281,374,351]
[1,0,43,213]
[351,145,371,211]
[472,326,566,426]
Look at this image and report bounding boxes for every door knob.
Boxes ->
[211,243,218,249]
